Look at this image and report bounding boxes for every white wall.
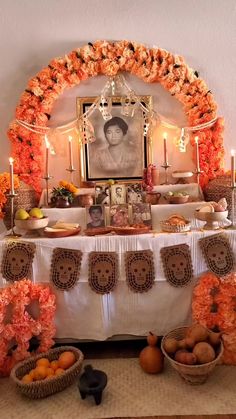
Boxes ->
[0,0,236,183]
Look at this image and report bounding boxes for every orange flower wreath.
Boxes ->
[0,279,56,376]
[7,40,224,192]
[192,271,236,365]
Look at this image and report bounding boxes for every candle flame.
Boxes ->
[68,135,73,142]
[195,136,199,143]
[44,135,50,148]
[163,132,167,139]
[9,157,14,164]
[231,149,235,156]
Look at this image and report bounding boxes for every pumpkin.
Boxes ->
[139,332,164,374]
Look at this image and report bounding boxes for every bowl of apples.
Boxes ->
[14,208,49,233]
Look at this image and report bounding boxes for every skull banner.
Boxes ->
[88,252,118,294]
[50,248,82,290]
[199,233,234,277]
[125,250,155,292]
[1,241,36,282]
[160,244,193,287]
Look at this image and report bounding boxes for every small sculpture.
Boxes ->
[78,364,107,405]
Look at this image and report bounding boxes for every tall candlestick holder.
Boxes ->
[42,174,53,207]
[66,166,76,183]
[5,192,21,239]
[194,168,203,186]
[161,163,171,185]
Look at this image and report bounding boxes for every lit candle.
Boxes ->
[195,136,200,172]
[231,149,235,187]
[163,133,168,165]
[45,135,50,176]
[68,136,73,168]
[9,157,14,194]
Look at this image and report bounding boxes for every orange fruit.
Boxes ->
[28,369,36,380]
[34,365,47,380]
[36,358,50,368]
[50,360,59,371]
[58,351,76,370]
[46,367,54,377]
[22,374,33,383]
[54,368,64,376]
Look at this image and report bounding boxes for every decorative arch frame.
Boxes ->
[7,40,224,193]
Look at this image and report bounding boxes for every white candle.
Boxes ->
[163,133,168,165]
[231,149,235,187]
[195,136,200,172]
[45,135,49,176]
[9,157,14,194]
[68,136,73,168]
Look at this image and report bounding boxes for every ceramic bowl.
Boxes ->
[168,195,189,204]
[195,210,228,229]
[14,217,49,231]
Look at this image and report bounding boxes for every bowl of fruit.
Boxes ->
[195,198,229,230]
[10,346,84,399]
[165,191,190,204]
[14,208,49,232]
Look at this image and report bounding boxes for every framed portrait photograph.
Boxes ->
[95,184,110,205]
[110,184,126,205]
[77,96,152,183]
[127,183,143,204]
[86,205,105,229]
[131,203,152,227]
[110,204,129,227]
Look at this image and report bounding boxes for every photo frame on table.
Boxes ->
[76,96,152,183]
[110,184,126,205]
[109,204,129,227]
[86,205,105,229]
[127,182,144,204]
[131,203,152,227]
[95,183,110,205]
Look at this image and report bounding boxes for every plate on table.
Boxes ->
[84,227,113,236]
[111,225,151,235]
[43,227,81,238]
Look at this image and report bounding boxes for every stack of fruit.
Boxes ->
[21,351,76,383]
[14,207,48,231]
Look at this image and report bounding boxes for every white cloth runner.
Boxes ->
[0,229,235,340]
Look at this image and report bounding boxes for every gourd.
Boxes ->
[139,332,164,374]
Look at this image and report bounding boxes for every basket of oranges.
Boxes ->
[10,346,84,399]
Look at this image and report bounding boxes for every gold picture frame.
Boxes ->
[76,96,153,184]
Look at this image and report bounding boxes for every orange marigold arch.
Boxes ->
[7,40,225,193]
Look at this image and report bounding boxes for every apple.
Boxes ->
[15,209,30,220]
[214,204,225,212]
[29,208,44,219]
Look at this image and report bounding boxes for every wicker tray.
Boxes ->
[10,346,84,399]
[160,221,191,233]
[161,326,223,385]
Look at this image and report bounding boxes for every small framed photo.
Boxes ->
[95,184,110,205]
[110,204,129,227]
[110,184,126,205]
[127,183,143,204]
[131,203,152,227]
[86,205,105,229]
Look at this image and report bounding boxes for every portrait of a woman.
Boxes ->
[88,116,143,179]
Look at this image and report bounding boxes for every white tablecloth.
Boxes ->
[0,229,235,340]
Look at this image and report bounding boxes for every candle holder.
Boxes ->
[42,174,53,207]
[5,192,21,239]
[161,163,171,185]
[66,166,76,183]
[194,168,203,185]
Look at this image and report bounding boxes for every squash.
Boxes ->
[139,332,164,374]
[187,324,209,342]
[193,342,215,364]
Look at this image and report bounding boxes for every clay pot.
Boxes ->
[54,197,71,208]
[145,192,161,205]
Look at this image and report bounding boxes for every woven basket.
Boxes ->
[161,326,223,385]
[160,220,191,233]
[204,175,234,216]
[10,346,84,399]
